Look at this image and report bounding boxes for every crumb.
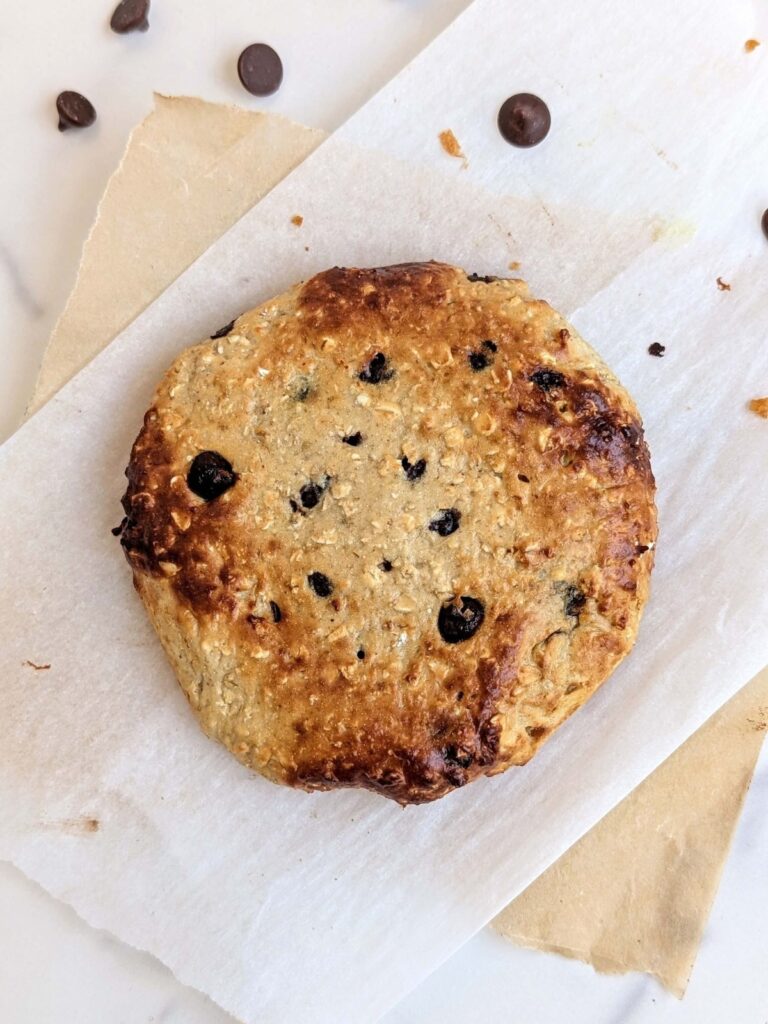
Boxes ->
[748,397,768,418]
[438,129,466,164]
[716,276,731,291]
[23,659,51,671]
[747,708,767,731]
[304,245,309,252]
[46,817,100,834]
[648,342,666,357]
[745,39,761,53]
[291,215,303,227]
[508,261,521,271]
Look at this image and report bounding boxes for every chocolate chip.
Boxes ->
[563,585,586,618]
[56,91,96,131]
[401,456,427,481]
[482,340,498,353]
[356,649,366,660]
[187,451,237,500]
[456,691,464,701]
[636,544,650,554]
[530,368,566,392]
[237,43,284,96]
[648,342,666,357]
[300,481,324,509]
[443,745,473,769]
[517,473,530,483]
[342,432,363,446]
[270,601,282,623]
[429,508,461,536]
[211,319,235,340]
[111,517,127,537]
[110,0,150,33]
[437,596,485,644]
[469,350,490,371]
[289,498,301,514]
[497,93,551,148]
[762,209,768,241]
[379,559,393,572]
[467,272,499,283]
[359,352,394,384]
[307,571,333,598]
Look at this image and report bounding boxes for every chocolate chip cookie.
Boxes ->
[118,262,657,804]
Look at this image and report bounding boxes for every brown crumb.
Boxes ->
[23,659,51,671]
[508,261,521,271]
[648,342,666,357]
[438,129,466,163]
[748,397,768,418]
[716,276,731,291]
[304,245,309,252]
[745,39,761,53]
[46,817,100,835]
[747,708,767,731]
[291,215,304,227]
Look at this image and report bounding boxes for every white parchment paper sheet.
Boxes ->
[2,1,767,1022]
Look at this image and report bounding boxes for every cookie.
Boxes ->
[118,262,657,805]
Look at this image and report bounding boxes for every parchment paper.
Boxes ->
[3,2,768,1021]
[30,93,768,1000]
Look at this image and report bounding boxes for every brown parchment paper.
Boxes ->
[30,94,768,998]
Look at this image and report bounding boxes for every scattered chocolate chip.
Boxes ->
[359,351,394,384]
[469,350,490,371]
[379,559,393,572]
[356,649,366,660]
[211,319,235,340]
[237,43,284,96]
[648,342,666,357]
[110,0,150,33]
[437,596,485,644]
[443,745,473,769]
[289,498,301,514]
[498,93,551,148]
[299,481,324,509]
[517,473,530,483]
[342,432,363,446]
[187,451,237,500]
[429,508,462,536]
[636,544,650,554]
[530,368,566,392]
[56,91,96,131]
[456,690,464,701]
[482,339,498,353]
[563,585,587,618]
[307,571,333,598]
[270,601,282,623]
[111,517,127,536]
[401,456,427,481]
[762,209,768,241]
[466,272,499,283]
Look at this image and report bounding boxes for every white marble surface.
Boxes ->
[2,1,767,1022]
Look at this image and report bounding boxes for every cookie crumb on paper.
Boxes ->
[291,214,304,227]
[745,39,761,53]
[748,397,768,419]
[716,276,731,291]
[438,129,466,164]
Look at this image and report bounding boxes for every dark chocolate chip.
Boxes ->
[342,432,363,446]
[563,585,587,618]
[636,544,650,554]
[359,351,394,384]
[401,456,427,481]
[269,601,282,623]
[187,451,237,500]
[110,0,150,33]
[211,319,236,340]
[307,571,333,598]
[237,43,284,97]
[300,481,324,509]
[379,559,393,572]
[356,649,366,660]
[456,690,464,701]
[56,91,96,131]
[429,508,462,536]
[111,517,127,537]
[443,745,473,769]
[289,498,301,514]
[482,339,498,352]
[762,209,768,241]
[517,473,530,483]
[648,342,666,357]
[530,368,566,392]
[469,350,490,371]
[497,93,551,148]
[437,596,485,644]
[466,272,499,283]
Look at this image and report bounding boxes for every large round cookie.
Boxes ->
[118,262,657,805]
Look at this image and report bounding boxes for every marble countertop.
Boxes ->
[2,2,766,1021]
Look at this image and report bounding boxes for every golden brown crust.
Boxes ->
[119,262,657,804]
